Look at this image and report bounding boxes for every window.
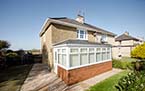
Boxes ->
[81,48,87,53]
[77,30,87,40]
[89,53,95,63]
[58,49,67,67]
[96,48,101,61]
[70,48,78,53]
[62,54,66,66]
[70,54,79,67]
[107,52,110,59]
[107,48,111,59]
[80,54,88,65]
[80,48,88,65]
[89,48,94,52]
[102,52,106,60]
[96,53,101,61]
[70,48,80,67]
[55,47,111,69]
[101,35,107,43]
[102,48,107,60]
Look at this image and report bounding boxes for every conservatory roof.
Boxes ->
[53,39,111,47]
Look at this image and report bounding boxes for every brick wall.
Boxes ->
[58,61,112,85]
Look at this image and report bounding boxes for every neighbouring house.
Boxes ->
[112,32,144,59]
[39,15,116,85]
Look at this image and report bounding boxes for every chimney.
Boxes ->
[124,31,129,35]
[76,14,84,23]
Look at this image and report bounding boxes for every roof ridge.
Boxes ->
[49,17,67,19]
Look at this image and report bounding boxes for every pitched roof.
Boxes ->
[40,17,116,37]
[115,34,139,41]
[53,39,111,47]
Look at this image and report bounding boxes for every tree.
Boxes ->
[0,40,10,68]
[0,40,10,50]
[131,42,145,59]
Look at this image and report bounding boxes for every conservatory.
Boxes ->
[53,40,112,85]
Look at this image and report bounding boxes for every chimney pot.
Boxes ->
[76,14,84,23]
[124,31,129,35]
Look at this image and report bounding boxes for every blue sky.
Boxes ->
[0,0,145,50]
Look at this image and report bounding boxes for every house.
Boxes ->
[112,32,144,59]
[39,15,116,85]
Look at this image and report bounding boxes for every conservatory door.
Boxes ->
[54,49,58,74]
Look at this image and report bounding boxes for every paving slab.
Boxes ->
[66,68,122,91]
[20,63,122,91]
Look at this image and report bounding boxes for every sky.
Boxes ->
[0,0,145,50]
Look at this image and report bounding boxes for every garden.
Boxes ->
[0,40,35,91]
[88,43,145,91]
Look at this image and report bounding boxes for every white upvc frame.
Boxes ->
[77,29,88,40]
[54,47,112,71]
[101,34,108,42]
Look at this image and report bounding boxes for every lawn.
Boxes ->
[87,70,129,91]
[0,64,32,91]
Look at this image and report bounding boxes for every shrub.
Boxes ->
[6,52,19,66]
[115,61,145,91]
[112,59,133,70]
[6,52,18,58]
[131,43,145,59]
[115,72,145,91]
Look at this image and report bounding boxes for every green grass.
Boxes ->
[0,64,32,91]
[87,70,129,91]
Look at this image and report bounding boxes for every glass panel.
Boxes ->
[80,30,84,34]
[101,35,107,41]
[62,54,66,66]
[107,52,110,59]
[62,49,66,53]
[70,48,78,53]
[80,34,84,38]
[81,48,87,52]
[89,53,95,63]
[96,53,101,61]
[78,30,86,39]
[89,48,94,52]
[102,48,106,52]
[58,49,61,53]
[96,48,101,52]
[80,54,88,65]
[55,51,57,61]
[102,52,106,60]
[58,54,62,64]
[70,54,79,67]
[107,48,110,52]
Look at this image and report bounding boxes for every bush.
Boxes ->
[112,59,133,70]
[6,52,19,66]
[131,43,145,59]
[115,72,145,91]
[115,61,145,91]
[6,52,18,58]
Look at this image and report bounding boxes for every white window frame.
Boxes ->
[101,34,108,42]
[54,47,112,71]
[77,29,88,40]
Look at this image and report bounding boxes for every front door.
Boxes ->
[53,49,58,74]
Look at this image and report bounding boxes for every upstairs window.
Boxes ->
[101,35,107,43]
[77,30,87,40]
